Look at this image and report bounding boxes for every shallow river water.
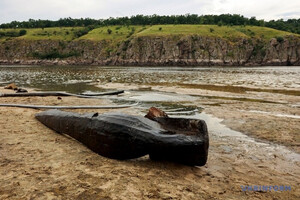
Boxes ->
[0,65,300,93]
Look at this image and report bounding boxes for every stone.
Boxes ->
[4,83,18,90]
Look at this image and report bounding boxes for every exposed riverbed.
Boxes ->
[0,65,299,199]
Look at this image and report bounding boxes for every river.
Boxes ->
[0,65,299,92]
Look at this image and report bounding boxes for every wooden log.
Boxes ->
[0,102,138,109]
[35,109,209,166]
[148,117,209,166]
[80,90,124,96]
[0,90,124,98]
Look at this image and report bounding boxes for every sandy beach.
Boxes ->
[0,85,299,200]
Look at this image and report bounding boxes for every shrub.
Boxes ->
[276,36,284,43]
[19,29,27,36]
[74,29,89,38]
[32,50,80,59]
[107,29,112,34]
[73,26,95,38]
[0,31,19,37]
[126,28,135,38]
[122,39,131,51]
[252,43,266,57]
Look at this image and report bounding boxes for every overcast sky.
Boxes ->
[1,0,299,23]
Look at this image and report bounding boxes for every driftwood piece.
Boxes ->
[0,90,130,110]
[0,90,124,98]
[80,90,124,96]
[16,88,28,93]
[0,102,138,109]
[35,108,209,166]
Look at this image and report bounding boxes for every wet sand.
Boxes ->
[100,83,300,153]
[0,87,299,199]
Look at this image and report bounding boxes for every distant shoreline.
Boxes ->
[0,59,298,66]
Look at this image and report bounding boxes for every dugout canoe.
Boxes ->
[35,109,209,166]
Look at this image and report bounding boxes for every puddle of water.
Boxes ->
[62,80,94,84]
[192,94,287,104]
[275,114,300,119]
[178,83,300,96]
[33,82,106,94]
[246,110,300,119]
[110,89,298,164]
[171,112,300,162]
[127,91,197,102]
[165,109,198,115]
[291,104,300,108]
[123,91,300,163]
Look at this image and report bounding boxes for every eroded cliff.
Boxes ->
[0,35,299,66]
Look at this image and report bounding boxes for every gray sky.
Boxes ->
[1,0,299,23]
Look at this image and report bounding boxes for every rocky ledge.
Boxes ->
[0,35,299,66]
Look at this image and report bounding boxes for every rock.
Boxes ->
[145,107,168,120]
[4,83,18,90]
[0,35,299,66]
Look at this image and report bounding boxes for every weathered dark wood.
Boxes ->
[0,92,70,97]
[16,88,28,93]
[35,109,209,166]
[0,90,124,98]
[80,90,124,96]
[148,117,209,166]
[0,103,138,109]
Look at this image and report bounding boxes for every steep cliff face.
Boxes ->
[0,35,299,66]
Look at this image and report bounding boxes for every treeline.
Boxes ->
[1,14,299,34]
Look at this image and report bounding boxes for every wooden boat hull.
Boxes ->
[35,109,209,166]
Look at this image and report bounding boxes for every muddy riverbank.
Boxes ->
[0,86,299,199]
[1,66,299,199]
[99,82,300,153]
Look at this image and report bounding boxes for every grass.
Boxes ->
[0,27,84,40]
[79,25,148,42]
[234,26,295,40]
[21,27,84,40]
[138,25,246,38]
[0,25,298,42]
[136,25,297,41]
